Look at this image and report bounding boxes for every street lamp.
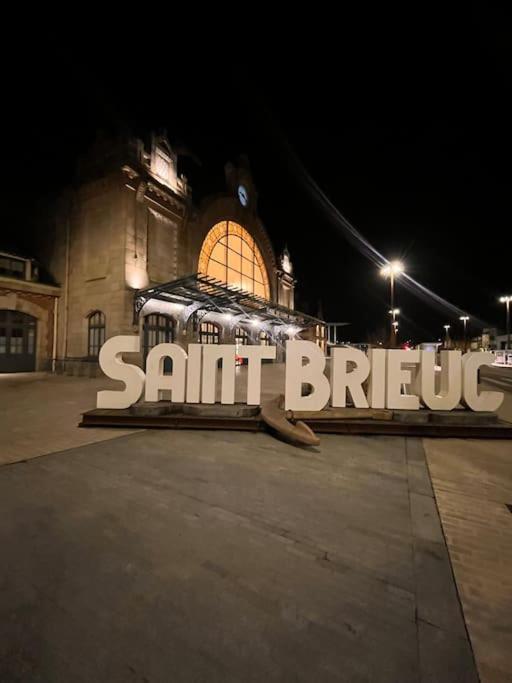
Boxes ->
[443,324,451,348]
[459,316,469,352]
[499,296,512,350]
[381,261,404,346]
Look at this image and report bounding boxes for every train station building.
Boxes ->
[0,133,325,374]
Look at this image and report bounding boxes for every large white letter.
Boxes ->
[97,335,145,409]
[285,340,330,411]
[462,352,504,412]
[186,344,202,403]
[239,345,277,405]
[331,347,370,408]
[201,344,236,404]
[367,348,386,409]
[386,350,421,410]
[145,343,187,403]
[419,350,461,410]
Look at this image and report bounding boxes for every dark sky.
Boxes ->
[3,13,511,343]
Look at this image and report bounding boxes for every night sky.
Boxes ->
[3,14,511,343]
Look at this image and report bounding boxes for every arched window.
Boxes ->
[143,314,175,372]
[87,311,105,358]
[199,322,220,344]
[198,221,270,300]
[235,326,249,347]
[143,314,174,359]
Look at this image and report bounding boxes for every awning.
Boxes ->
[134,273,325,330]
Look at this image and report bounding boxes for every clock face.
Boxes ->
[238,184,248,207]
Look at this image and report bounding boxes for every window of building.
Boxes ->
[87,311,106,358]
[199,322,220,344]
[0,310,37,372]
[198,221,270,300]
[143,314,175,369]
[234,326,250,365]
[235,327,249,347]
[154,147,171,182]
[259,331,271,345]
[0,256,25,280]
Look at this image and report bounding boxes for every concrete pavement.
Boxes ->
[0,368,512,683]
[480,364,512,392]
[0,428,479,682]
[424,438,512,683]
[0,372,137,465]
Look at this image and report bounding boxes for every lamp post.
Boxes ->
[380,261,404,347]
[444,324,451,348]
[459,316,469,352]
[389,308,400,345]
[392,320,399,344]
[499,296,512,349]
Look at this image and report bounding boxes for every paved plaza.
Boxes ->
[424,438,512,683]
[0,373,511,682]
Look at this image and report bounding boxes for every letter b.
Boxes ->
[285,341,330,411]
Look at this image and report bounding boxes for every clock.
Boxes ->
[238,184,249,207]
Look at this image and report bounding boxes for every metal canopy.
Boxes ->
[134,273,324,329]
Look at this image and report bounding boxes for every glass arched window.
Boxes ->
[198,221,270,300]
[199,322,220,344]
[87,311,105,358]
[143,314,175,372]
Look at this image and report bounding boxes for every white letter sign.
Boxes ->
[462,352,504,412]
[96,337,505,415]
[239,345,277,405]
[145,343,187,403]
[97,336,145,409]
[331,347,370,408]
[386,349,421,410]
[284,340,330,411]
[419,350,461,411]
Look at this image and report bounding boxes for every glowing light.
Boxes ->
[125,266,149,290]
[388,308,400,315]
[500,296,512,303]
[459,316,469,322]
[380,261,404,278]
[282,252,292,274]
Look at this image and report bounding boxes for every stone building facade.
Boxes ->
[26,132,323,375]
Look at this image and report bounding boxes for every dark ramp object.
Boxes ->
[260,396,320,446]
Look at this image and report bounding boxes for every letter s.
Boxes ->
[96,336,145,409]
